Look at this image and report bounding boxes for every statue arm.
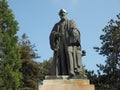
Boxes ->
[49,23,60,51]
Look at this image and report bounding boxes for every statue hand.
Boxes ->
[55,32,61,38]
[82,50,86,56]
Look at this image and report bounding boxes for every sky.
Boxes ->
[7,0,120,72]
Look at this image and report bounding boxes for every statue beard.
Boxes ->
[60,16,67,21]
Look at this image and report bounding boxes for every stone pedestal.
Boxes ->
[39,76,95,90]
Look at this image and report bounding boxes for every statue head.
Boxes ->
[58,9,68,21]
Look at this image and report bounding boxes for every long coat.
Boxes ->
[49,19,82,75]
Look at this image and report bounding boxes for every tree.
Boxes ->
[0,0,22,90]
[94,13,120,90]
[19,33,40,90]
[39,57,52,78]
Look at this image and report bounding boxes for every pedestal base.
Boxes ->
[39,78,95,90]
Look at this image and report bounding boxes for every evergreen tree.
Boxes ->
[86,70,98,85]
[39,57,52,78]
[19,33,40,90]
[94,13,120,90]
[0,0,22,90]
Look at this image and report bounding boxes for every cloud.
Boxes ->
[69,0,79,8]
[52,0,80,9]
[52,0,79,6]
[71,0,79,4]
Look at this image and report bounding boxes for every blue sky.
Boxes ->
[7,0,120,72]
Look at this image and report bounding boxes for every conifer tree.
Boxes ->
[94,13,120,89]
[39,57,52,77]
[19,33,40,90]
[0,0,22,90]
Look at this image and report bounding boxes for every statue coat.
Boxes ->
[49,19,83,75]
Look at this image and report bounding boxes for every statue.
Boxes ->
[49,9,86,79]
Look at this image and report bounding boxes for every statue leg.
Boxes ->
[67,46,75,76]
[51,52,59,75]
[76,50,83,73]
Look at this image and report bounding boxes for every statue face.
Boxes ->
[59,12,67,20]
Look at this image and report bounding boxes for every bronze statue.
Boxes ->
[49,9,86,79]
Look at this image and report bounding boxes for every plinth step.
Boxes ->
[39,84,94,90]
[39,79,95,90]
[43,79,89,85]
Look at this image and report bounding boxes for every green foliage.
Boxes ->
[94,13,120,90]
[39,58,52,78]
[86,70,98,84]
[19,33,40,90]
[0,0,22,90]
